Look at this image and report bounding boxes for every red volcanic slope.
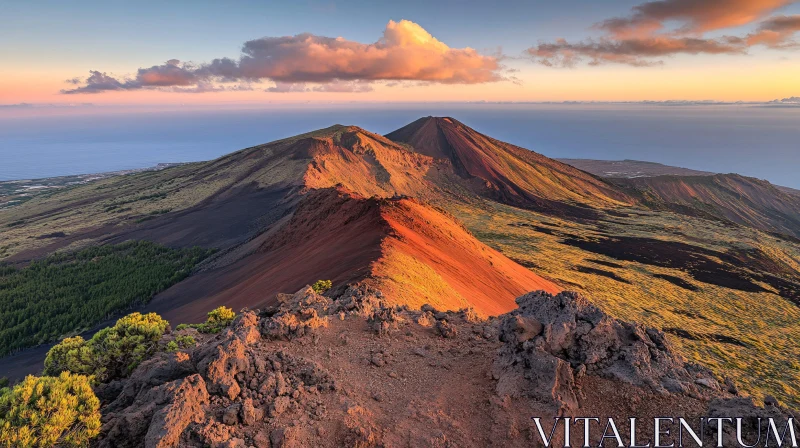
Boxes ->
[372,195,560,315]
[386,117,632,215]
[146,188,559,323]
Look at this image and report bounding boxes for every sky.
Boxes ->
[2,0,800,106]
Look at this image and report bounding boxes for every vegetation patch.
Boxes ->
[175,306,236,334]
[44,312,169,382]
[0,241,212,356]
[0,372,100,448]
[311,279,333,294]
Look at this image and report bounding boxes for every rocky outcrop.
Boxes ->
[494,290,718,414]
[92,286,791,447]
[195,312,261,400]
[98,373,209,448]
[261,286,331,340]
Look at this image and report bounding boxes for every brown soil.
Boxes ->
[93,287,788,448]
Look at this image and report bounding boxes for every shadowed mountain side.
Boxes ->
[560,158,800,197]
[386,117,633,218]
[145,188,559,324]
[558,158,716,178]
[614,174,800,238]
[1,123,457,263]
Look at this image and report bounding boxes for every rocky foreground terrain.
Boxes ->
[92,286,798,447]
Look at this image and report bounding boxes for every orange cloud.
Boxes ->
[745,14,800,47]
[531,36,746,67]
[598,0,791,37]
[530,0,800,67]
[63,20,502,94]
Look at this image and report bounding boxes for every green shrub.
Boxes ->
[181,306,236,334]
[175,334,196,348]
[166,335,196,352]
[311,279,333,294]
[0,372,101,448]
[44,312,169,382]
[41,337,95,378]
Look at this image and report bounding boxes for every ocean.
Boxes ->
[1,104,799,188]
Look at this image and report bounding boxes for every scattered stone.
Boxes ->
[261,287,331,340]
[435,319,458,338]
[370,352,386,367]
[240,398,263,426]
[695,378,720,390]
[271,396,291,417]
[222,404,241,426]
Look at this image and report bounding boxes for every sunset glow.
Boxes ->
[3,0,799,107]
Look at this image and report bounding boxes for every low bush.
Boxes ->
[44,312,169,382]
[177,306,235,334]
[311,279,333,294]
[166,334,196,352]
[0,372,100,448]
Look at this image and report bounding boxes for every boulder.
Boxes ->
[99,374,209,448]
[494,290,715,413]
[261,287,331,340]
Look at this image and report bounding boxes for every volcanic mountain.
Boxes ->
[617,174,800,238]
[145,187,560,323]
[559,159,800,238]
[386,117,632,217]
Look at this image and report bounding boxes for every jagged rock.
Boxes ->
[333,284,387,317]
[695,377,720,390]
[240,398,263,425]
[194,421,232,447]
[196,312,260,400]
[144,375,209,448]
[499,315,541,344]
[416,311,435,327]
[435,319,458,338]
[221,438,246,448]
[99,374,209,448]
[232,311,261,345]
[90,286,787,448]
[494,290,713,413]
[198,338,248,400]
[270,396,291,417]
[458,307,483,323]
[253,430,271,447]
[724,376,740,395]
[368,305,404,336]
[343,405,382,447]
[262,287,331,340]
[222,404,240,425]
[104,351,196,412]
[764,394,781,407]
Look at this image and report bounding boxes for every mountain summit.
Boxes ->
[386,117,632,216]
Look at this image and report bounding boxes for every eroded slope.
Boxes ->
[145,188,559,323]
